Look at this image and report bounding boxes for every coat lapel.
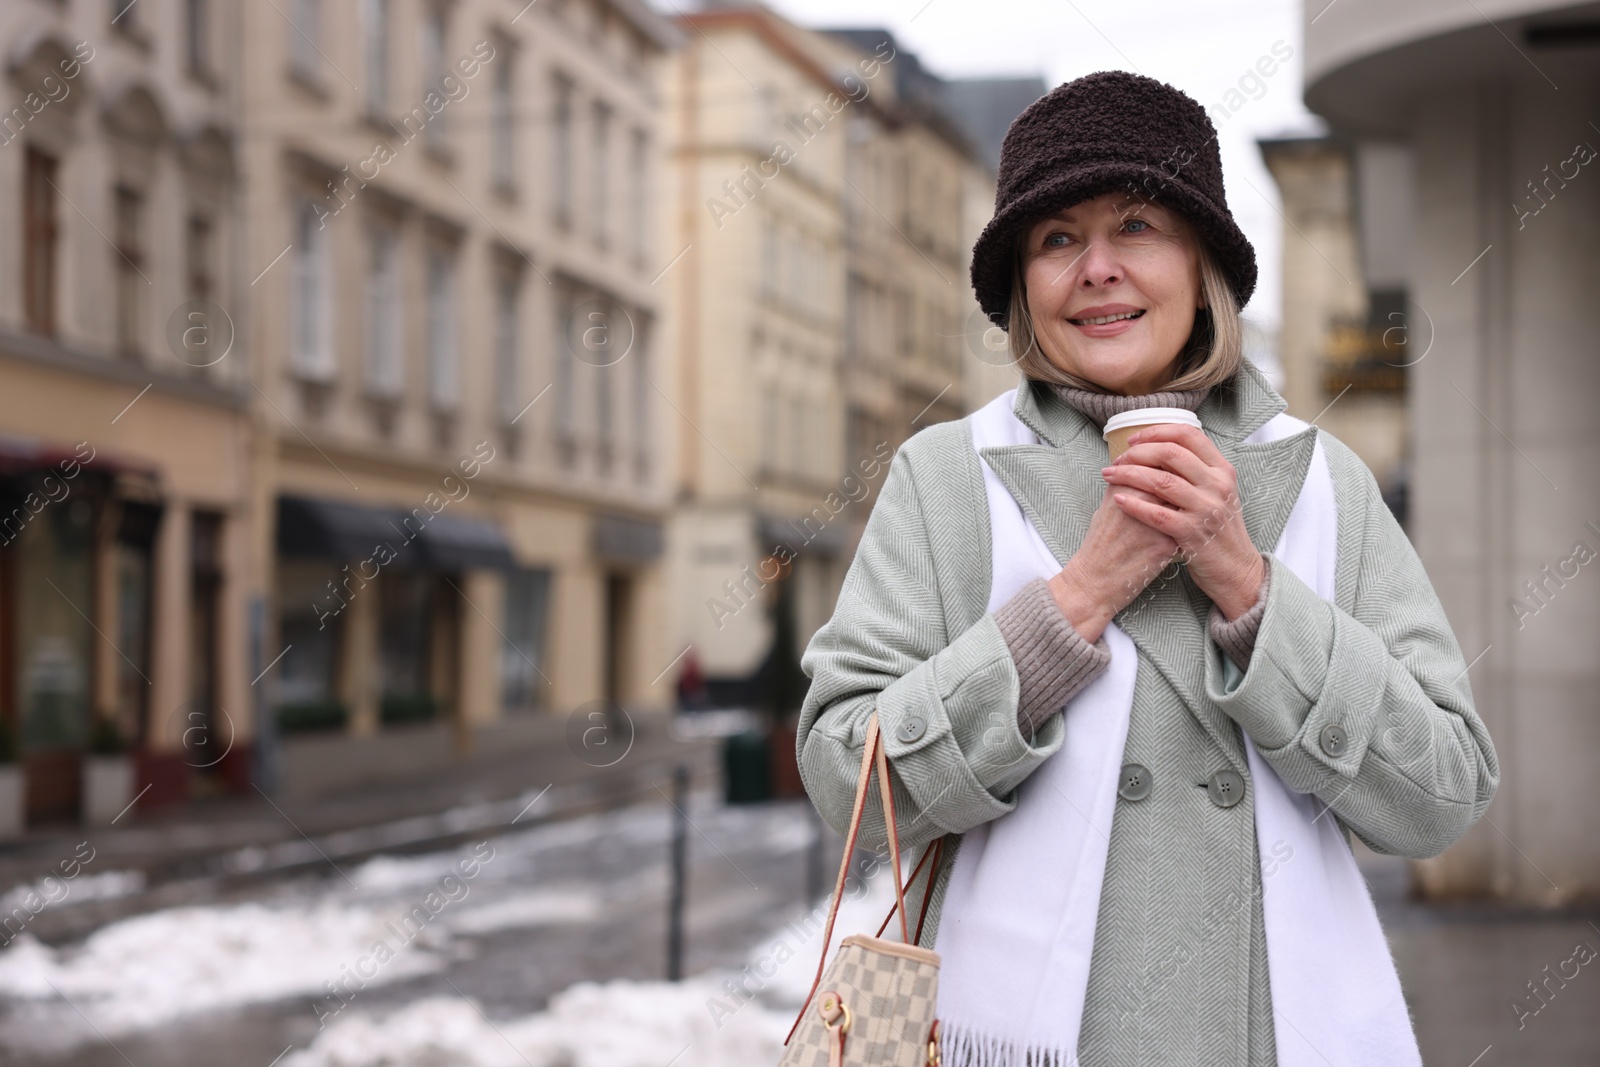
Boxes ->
[976,359,1318,766]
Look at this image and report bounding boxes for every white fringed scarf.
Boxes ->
[931,388,1421,1067]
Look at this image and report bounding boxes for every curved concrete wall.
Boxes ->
[1304,0,1600,135]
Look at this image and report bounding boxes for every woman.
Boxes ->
[796,71,1498,1066]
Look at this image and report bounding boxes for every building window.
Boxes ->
[554,286,576,450]
[492,51,515,190]
[276,562,344,730]
[290,200,335,381]
[421,5,448,153]
[495,273,519,423]
[629,129,649,266]
[761,216,777,301]
[115,503,159,745]
[789,393,804,479]
[289,0,320,81]
[362,0,390,116]
[185,0,210,75]
[633,321,650,481]
[596,301,612,469]
[187,215,213,304]
[762,382,778,475]
[114,186,146,358]
[425,248,458,410]
[592,101,611,249]
[23,148,58,336]
[364,226,402,397]
[12,503,94,765]
[379,571,436,725]
[551,75,573,226]
[501,567,552,713]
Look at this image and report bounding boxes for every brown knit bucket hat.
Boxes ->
[970,70,1257,329]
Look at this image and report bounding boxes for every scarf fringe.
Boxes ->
[938,1018,1083,1067]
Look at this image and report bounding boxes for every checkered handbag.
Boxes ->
[780,712,947,1067]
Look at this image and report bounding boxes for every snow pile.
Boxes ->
[0,869,146,912]
[445,886,602,935]
[0,899,443,1033]
[283,859,906,1067]
[282,981,789,1067]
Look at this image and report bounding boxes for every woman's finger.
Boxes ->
[1103,460,1206,512]
[1112,491,1183,529]
[1110,439,1213,488]
[1123,423,1226,469]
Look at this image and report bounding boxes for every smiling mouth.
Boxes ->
[1068,309,1146,326]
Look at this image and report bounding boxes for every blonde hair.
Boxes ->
[1004,221,1243,393]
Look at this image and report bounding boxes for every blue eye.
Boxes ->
[1044,233,1068,248]
[1125,218,1149,233]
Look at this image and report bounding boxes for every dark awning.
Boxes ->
[413,510,516,571]
[757,510,851,556]
[0,435,160,479]
[278,494,515,571]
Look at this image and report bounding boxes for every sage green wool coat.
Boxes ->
[795,358,1499,1065]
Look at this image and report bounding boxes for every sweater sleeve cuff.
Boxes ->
[993,576,1112,737]
[1208,551,1273,672]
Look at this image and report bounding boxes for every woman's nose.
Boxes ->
[1077,235,1123,287]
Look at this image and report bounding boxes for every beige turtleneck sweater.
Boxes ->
[993,378,1273,735]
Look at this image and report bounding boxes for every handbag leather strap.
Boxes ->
[785,712,946,1046]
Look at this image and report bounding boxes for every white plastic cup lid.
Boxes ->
[1102,408,1204,437]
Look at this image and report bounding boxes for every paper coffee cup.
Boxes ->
[1103,408,1204,459]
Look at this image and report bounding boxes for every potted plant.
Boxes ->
[83,716,135,825]
[0,718,23,841]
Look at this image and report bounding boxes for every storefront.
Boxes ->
[0,440,196,820]
[273,493,517,739]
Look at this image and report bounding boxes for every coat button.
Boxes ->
[1319,724,1349,758]
[897,715,927,743]
[1207,769,1245,808]
[1118,763,1152,801]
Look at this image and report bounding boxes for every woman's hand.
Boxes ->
[1048,482,1181,644]
[1098,424,1267,620]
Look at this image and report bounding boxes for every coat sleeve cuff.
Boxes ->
[1202,552,1386,780]
[993,576,1112,736]
[1208,551,1273,672]
[874,613,1066,835]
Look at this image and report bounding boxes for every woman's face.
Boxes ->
[1020,192,1204,395]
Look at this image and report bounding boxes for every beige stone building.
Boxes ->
[1259,133,1409,520]
[234,0,679,792]
[660,7,997,707]
[0,0,251,819]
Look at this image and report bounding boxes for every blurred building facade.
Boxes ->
[0,0,685,820]
[1258,134,1409,523]
[237,0,680,789]
[1304,0,1600,902]
[0,0,1039,821]
[0,0,251,818]
[659,6,1001,708]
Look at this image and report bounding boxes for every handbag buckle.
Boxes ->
[818,990,852,1034]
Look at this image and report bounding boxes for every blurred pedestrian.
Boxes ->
[675,644,710,712]
[795,71,1497,1067]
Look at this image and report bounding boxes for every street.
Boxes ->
[0,788,857,1067]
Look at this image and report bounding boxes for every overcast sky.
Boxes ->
[666,0,1328,335]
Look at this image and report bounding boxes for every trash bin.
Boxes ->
[723,727,771,805]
